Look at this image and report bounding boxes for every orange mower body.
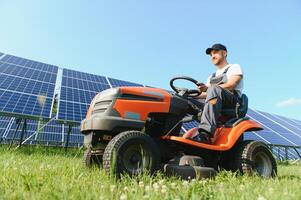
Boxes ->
[80,84,276,178]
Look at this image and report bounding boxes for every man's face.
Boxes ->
[210,50,227,65]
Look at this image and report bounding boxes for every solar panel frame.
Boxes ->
[0,116,83,146]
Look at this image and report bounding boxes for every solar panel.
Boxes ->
[1,54,58,73]
[288,118,301,127]
[295,119,301,126]
[0,116,12,139]
[0,116,83,146]
[247,109,301,146]
[0,55,58,119]
[57,69,111,123]
[266,114,301,137]
[182,120,199,131]
[62,125,83,145]
[108,77,144,87]
[0,116,37,143]
[244,131,268,143]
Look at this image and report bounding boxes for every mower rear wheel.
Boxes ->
[230,140,277,177]
[83,146,103,168]
[102,130,160,177]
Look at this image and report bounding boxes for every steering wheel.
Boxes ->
[170,76,203,97]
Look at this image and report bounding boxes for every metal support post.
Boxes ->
[65,124,72,152]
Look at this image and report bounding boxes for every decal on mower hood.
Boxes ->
[125,111,141,120]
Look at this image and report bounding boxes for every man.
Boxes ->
[194,43,244,142]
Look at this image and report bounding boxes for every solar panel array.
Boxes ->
[0,55,58,119]
[57,68,111,123]
[0,52,300,159]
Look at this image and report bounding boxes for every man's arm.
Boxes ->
[196,75,242,99]
[219,75,242,90]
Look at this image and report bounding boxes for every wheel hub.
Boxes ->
[254,152,272,177]
[130,154,140,164]
[123,144,151,173]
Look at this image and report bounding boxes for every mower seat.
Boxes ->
[221,94,248,118]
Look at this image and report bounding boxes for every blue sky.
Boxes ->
[0,0,300,120]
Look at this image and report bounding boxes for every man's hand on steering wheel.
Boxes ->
[196,82,208,93]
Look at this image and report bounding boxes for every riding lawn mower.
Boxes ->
[80,76,277,179]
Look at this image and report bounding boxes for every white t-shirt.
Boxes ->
[206,64,244,96]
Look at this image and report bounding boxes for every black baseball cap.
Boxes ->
[206,43,227,55]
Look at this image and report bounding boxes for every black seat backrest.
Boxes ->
[238,94,248,117]
[219,94,249,127]
[221,94,248,118]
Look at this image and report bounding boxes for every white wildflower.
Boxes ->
[120,193,127,200]
[145,185,151,192]
[153,182,160,191]
[110,185,116,192]
[257,196,266,200]
[182,180,189,187]
[139,181,144,188]
[158,179,165,185]
[161,185,167,193]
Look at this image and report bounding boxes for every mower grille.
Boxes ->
[92,100,112,114]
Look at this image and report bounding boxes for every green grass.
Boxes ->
[0,145,300,200]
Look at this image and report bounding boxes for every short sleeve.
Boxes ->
[206,75,212,86]
[228,64,243,77]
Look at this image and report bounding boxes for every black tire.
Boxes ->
[83,146,103,168]
[229,140,277,177]
[164,164,216,179]
[102,130,160,177]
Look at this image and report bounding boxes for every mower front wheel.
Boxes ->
[102,130,160,177]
